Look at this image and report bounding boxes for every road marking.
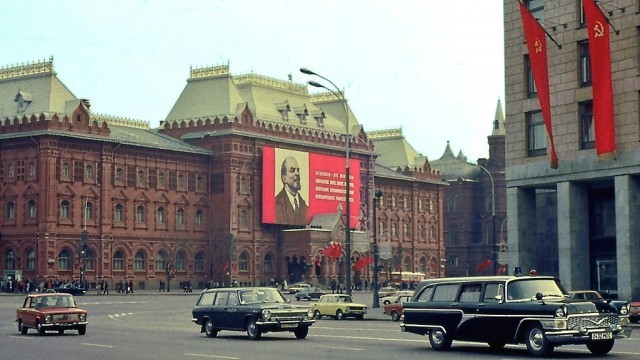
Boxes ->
[82,343,114,348]
[184,354,239,359]
[8,335,32,340]
[317,345,364,351]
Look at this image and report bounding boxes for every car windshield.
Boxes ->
[35,295,76,308]
[240,289,285,304]
[507,278,566,301]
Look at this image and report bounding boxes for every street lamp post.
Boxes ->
[476,164,496,275]
[81,196,89,289]
[372,190,382,308]
[300,67,353,295]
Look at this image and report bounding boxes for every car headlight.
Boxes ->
[79,313,87,321]
[261,310,271,320]
[307,308,314,319]
[554,306,567,318]
[620,303,629,315]
[44,314,52,323]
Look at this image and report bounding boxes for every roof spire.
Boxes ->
[492,98,505,136]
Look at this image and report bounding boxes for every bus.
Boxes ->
[390,271,427,288]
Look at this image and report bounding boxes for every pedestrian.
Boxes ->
[102,280,109,295]
[128,280,133,294]
[96,281,101,295]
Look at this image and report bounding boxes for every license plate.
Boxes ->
[280,323,298,329]
[591,332,613,340]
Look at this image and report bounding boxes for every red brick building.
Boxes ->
[0,59,447,291]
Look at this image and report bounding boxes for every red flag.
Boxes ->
[519,1,558,169]
[353,257,366,271]
[477,259,493,272]
[583,0,616,159]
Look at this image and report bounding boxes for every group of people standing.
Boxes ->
[95,280,110,295]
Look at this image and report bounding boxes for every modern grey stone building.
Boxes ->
[504,0,639,300]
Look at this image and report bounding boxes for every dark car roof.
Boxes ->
[413,275,554,294]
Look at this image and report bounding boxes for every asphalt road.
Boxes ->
[1,290,638,360]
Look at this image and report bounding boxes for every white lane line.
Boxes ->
[317,345,364,351]
[184,354,240,359]
[8,335,32,340]
[82,343,114,348]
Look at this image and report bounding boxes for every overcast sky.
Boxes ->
[1,0,505,163]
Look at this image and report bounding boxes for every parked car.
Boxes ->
[310,294,367,320]
[192,287,315,340]
[568,290,604,301]
[377,286,397,298]
[287,283,311,294]
[383,294,412,322]
[295,287,326,301]
[53,283,86,296]
[630,300,640,323]
[381,290,413,305]
[16,293,88,336]
[401,275,633,357]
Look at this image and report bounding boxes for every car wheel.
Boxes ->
[204,320,218,338]
[58,329,65,334]
[391,311,400,322]
[314,310,322,319]
[293,326,309,339]
[77,325,86,336]
[335,309,345,320]
[246,318,261,340]
[524,324,553,357]
[586,340,614,356]
[36,321,45,336]
[18,320,28,335]
[488,341,506,351]
[429,329,452,350]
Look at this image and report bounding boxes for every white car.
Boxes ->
[287,283,311,294]
[381,290,413,305]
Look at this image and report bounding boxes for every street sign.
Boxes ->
[378,242,392,260]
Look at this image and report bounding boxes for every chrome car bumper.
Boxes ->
[545,325,633,345]
[256,319,315,330]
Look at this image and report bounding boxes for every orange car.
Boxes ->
[16,293,88,336]
[383,294,412,322]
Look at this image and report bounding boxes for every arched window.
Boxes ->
[176,208,184,225]
[85,165,93,179]
[85,249,94,270]
[263,253,273,272]
[157,207,164,224]
[58,249,71,270]
[418,198,423,211]
[419,224,425,239]
[137,170,145,186]
[28,162,36,177]
[155,251,166,271]
[391,223,397,237]
[116,167,124,182]
[62,162,70,177]
[5,250,16,270]
[6,201,16,219]
[136,205,144,223]
[60,200,70,219]
[419,257,427,274]
[195,210,203,226]
[239,210,248,228]
[429,225,436,241]
[8,163,14,177]
[403,256,411,272]
[28,200,37,218]
[84,201,93,221]
[26,249,36,270]
[239,253,249,271]
[403,222,409,237]
[194,252,204,271]
[158,172,165,185]
[113,250,124,270]
[134,251,145,271]
[114,204,124,222]
[239,176,249,193]
[196,176,203,191]
[175,251,186,271]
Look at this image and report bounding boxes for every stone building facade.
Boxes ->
[505,0,639,299]
[0,59,447,291]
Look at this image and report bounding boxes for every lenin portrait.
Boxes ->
[275,155,309,225]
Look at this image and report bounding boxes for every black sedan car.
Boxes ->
[192,287,315,340]
[53,284,86,296]
[295,287,326,301]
